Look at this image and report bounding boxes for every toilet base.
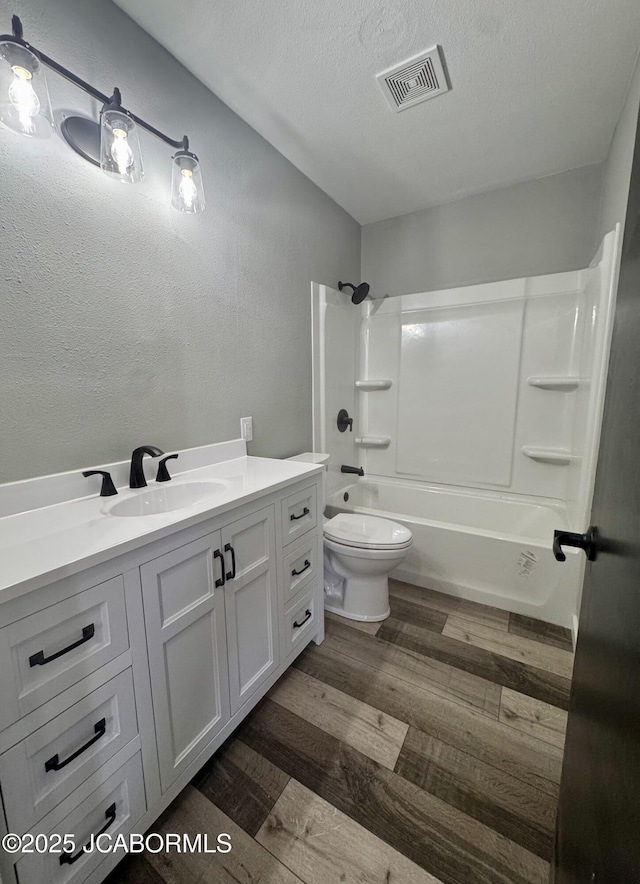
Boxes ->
[324,601,390,623]
[324,573,391,622]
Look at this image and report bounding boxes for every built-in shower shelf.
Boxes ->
[527,376,583,391]
[522,446,580,465]
[355,436,391,448]
[355,379,392,391]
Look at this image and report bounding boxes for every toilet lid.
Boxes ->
[324,513,412,550]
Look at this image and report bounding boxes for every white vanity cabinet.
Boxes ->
[140,532,231,793]
[0,456,323,884]
[221,505,279,715]
[140,503,279,792]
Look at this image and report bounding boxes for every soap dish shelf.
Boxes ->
[527,376,583,391]
[355,379,392,391]
[522,446,580,465]
[355,436,391,448]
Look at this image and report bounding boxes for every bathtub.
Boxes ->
[325,478,583,629]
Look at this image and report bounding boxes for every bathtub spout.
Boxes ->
[341,464,364,477]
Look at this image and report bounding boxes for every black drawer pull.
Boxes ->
[224,542,237,580]
[290,506,310,522]
[59,802,116,865]
[214,549,225,587]
[293,609,312,628]
[292,559,311,577]
[45,718,107,772]
[29,624,95,668]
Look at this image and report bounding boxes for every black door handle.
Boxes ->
[214,549,225,587]
[290,507,309,521]
[224,543,237,580]
[29,624,95,667]
[553,526,598,562]
[292,559,311,577]
[45,718,107,772]
[59,802,117,865]
[293,609,312,628]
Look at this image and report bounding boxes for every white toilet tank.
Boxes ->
[287,452,330,512]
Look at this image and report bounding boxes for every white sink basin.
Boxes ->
[104,482,226,517]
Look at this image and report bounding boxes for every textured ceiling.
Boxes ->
[114,0,640,224]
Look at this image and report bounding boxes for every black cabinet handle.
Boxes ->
[45,718,107,772]
[290,507,309,522]
[553,526,598,562]
[29,624,95,668]
[224,543,237,580]
[292,559,311,577]
[59,802,117,865]
[214,549,225,587]
[293,609,312,628]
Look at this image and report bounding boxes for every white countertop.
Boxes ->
[0,452,322,604]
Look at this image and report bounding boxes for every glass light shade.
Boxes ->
[0,41,53,138]
[100,109,143,183]
[171,152,205,213]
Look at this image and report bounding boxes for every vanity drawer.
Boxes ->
[15,752,145,884]
[281,485,317,545]
[283,583,319,658]
[0,669,138,835]
[0,576,129,731]
[283,533,320,603]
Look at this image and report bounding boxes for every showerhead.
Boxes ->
[338,281,370,304]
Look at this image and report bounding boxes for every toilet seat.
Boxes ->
[324,513,412,550]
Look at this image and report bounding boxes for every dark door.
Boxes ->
[553,111,640,882]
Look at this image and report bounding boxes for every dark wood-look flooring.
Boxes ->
[108,581,573,884]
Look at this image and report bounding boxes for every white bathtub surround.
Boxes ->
[311,284,360,499]
[355,436,391,448]
[313,228,621,629]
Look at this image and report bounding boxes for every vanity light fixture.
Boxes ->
[99,89,144,184]
[171,147,205,213]
[0,29,52,138]
[0,14,205,212]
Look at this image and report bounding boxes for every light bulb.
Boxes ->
[9,65,39,133]
[178,168,198,209]
[110,128,134,176]
[171,152,204,213]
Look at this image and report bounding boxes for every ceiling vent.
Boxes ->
[377,45,449,113]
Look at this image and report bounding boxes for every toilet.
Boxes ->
[288,453,413,622]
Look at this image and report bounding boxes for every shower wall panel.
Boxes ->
[360,272,587,501]
[396,299,524,485]
[311,283,358,495]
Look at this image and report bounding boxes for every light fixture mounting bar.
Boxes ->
[1,14,189,152]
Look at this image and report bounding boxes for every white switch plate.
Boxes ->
[240,416,253,442]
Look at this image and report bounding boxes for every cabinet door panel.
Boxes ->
[222,507,278,714]
[140,534,230,793]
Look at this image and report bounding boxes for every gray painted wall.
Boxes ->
[598,52,640,240]
[0,0,360,482]
[361,164,604,297]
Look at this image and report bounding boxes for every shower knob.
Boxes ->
[337,409,353,433]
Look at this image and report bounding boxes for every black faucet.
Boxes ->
[341,464,364,477]
[130,445,164,488]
